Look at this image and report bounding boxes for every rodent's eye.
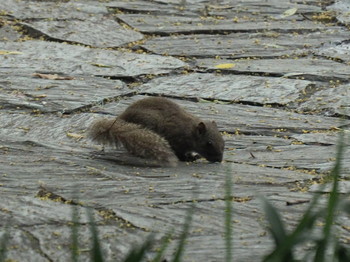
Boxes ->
[206,141,213,147]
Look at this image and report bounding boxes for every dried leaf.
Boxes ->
[33,73,74,80]
[66,132,84,141]
[90,63,113,68]
[0,50,22,55]
[215,63,235,69]
[282,8,298,18]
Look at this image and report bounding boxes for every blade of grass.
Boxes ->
[0,229,9,262]
[71,204,79,262]
[314,131,345,262]
[152,229,174,262]
[123,236,153,262]
[261,197,288,247]
[225,171,233,262]
[261,196,293,262]
[171,203,194,262]
[86,208,104,262]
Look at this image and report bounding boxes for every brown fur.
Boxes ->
[88,97,224,166]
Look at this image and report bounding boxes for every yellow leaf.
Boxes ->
[215,63,235,69]
[66,132,84,141]
[33,73,74,80]
[0,50,22,55]
[90,63,113,68]
[282,8,298,17]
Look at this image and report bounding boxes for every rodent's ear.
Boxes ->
[197,122,207,135]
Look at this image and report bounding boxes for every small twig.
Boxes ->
[286,200,310,206]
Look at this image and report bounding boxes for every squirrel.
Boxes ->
[88,97,225,166]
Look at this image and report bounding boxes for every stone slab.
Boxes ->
[21,14,144,48]
[139,73,314,105]
[231,144,350,173]
[328,0,350,25]
[313,40,350,63]
[117,13,331,35]
[109,0,322,19]
[0,40,186,77]
[299,83,350,117]
[0,72,128,113]
[0,0,109,20]
[197,57,350,82]
[0,24,23,41]
[142,30,349,58]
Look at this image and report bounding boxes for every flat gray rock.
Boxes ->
[0,73,127,113]
[310,181,350,193]
[313,40,350,63]
[328,0,350,25]
[0,24,23,41]
[142,30,349,58]
[299,83,350,117]
[117,14,331,35]
[1,0,350,261]
[109,0,322,19]
[0,0,109,20]
[21,15,144,48]
[140,73,314,105]
[197,57,350,82]
[0,40,186,77]
[231,144,350,173]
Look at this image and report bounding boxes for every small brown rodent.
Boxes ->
[88,97,224,166]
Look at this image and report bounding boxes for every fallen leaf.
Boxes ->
[66,132,84,141]
[0,50,22,55]
[215,63,235,69]
[281,8,298,18]
[90,63,113,68]
[33,73,74,80]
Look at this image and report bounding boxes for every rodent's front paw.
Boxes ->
[183,152,201,162]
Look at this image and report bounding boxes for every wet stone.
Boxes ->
[1,0,350,261]
[140,73,314,105]
[142,30,350,58]
[328,0,350,25]
[0,40,186,77]
[197,57,350,82]
[117,14,330,35]
[313,40,350,63]
[0,73,127,113]
[21,14,144,48]
[0,24,23,42]
[0,0,109,20]
[298,83,350,117]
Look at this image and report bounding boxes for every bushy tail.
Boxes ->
[88,118,178,166]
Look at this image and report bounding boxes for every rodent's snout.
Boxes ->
[207,155,223,163]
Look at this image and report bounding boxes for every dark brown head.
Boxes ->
[194,121,225,162]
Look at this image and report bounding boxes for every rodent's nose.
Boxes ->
[208,155,223,163]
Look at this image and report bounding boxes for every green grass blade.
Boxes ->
[225,171,233,262]
[171,203,194,262]
[314,132,345,262]
[123,236,153,262]
[152,229,174,262]
[86,208,104,262]
[261,196,288,246]
[0,229,9,262]
[335,243,350,262]
[261,196,293,262]
[71,204,79,262]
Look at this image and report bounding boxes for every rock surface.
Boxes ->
[1,0,350,261]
